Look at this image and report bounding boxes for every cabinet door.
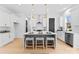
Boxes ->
[61,32,65,40]
[57,31,65,41]
[4,14,11,27]
[0,33,10,45]
[74,34,79,48]
[0,11,10,27]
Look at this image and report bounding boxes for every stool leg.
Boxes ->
[24,38,26,48]
[35,40,37,49]
[43,40,44,49]
[46,40,47,49]
[25,40,27,48]
[35,39,45,49]
[33,40,34,50]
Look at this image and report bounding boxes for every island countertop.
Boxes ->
[24,31,56,35]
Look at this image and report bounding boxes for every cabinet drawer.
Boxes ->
[1,33,10,37]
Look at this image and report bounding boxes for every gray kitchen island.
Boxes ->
[24,31,57,49]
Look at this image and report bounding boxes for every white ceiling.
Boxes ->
[0,4,78,18]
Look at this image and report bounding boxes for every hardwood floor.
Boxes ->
[0,38,79,54]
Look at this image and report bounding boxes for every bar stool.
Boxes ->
[35,37,44,49]
[25,37,34,49]
[46,37,54,48]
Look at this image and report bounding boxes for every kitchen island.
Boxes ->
[24,31,57,49]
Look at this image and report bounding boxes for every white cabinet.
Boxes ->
[0,11,11,27]
[57,31,65,41]
[73,33,79,48]
[0,33,10,47]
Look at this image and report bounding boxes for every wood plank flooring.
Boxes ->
[0,38,79,54]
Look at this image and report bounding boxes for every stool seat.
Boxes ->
[25,37,34,49]
[46,37,54,40]
[36,37,44,49]
[36,38,44,40]
[26,38,34,40]
[46,37,54,48]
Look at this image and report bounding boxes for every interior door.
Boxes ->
[49,18,55,32]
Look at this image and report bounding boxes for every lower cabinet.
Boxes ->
[0,33,10,47]
[57,31,65,42]
[73,33,79,48]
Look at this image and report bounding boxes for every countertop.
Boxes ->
[24,31,56,35]
[0,31,10,33]
[65,31,74,33]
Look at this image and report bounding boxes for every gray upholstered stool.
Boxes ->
[25,37,34,49]
[36,37,44,49]
[46,37,54,48]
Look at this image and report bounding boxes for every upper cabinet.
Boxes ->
[0,10,19,27]
[0,11,11,27]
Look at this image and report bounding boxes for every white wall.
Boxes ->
[71,9,79,33]
[14,16,26,38]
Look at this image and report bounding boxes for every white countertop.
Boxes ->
[65,31,74,33]
[24,31,56,35]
